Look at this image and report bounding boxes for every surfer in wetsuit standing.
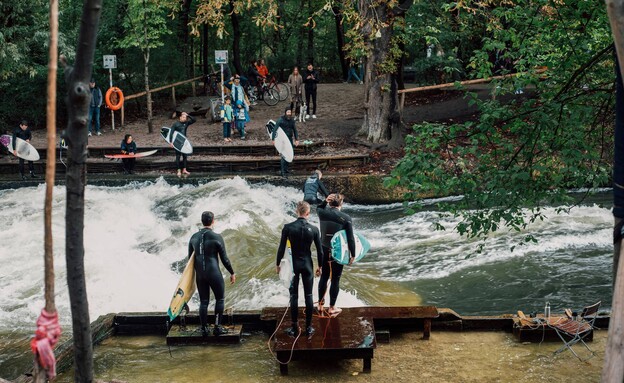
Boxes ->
[317,193,355,316]
[168,111,196,177]
[188,211,236,336]
[303,169,329,205]
[276,201,323,336]
[272,108,299,177]
[12,120,38,180]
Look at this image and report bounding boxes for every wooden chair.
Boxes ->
[550,301,601,360]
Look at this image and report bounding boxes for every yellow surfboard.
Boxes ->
[167,252,196,322]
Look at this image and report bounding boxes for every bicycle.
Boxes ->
[260,75,289,102]
[204,72,222,97]
[245,83,280,106]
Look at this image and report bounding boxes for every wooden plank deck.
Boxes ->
[264,306,439,375]
[166,324,242,345]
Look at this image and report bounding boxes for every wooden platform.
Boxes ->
[166,324,242,345]
[512,315,594,343]
[263,306,438,375]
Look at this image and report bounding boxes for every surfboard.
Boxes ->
[161,127,193,154]
[331,230,371,265]
[0,135,40,161]
[265,120,294,163]
[278,240,294,289]
[167,252,197,322]
[104,150,158,159]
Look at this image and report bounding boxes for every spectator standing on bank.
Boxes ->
[87,78,103,136]
[303,63,320,119]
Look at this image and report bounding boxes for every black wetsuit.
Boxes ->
[302,174,329,205]
[272,116,298,176]
[120,140,137,173]
[169,115,196,170]
[317,201,356,307]
[188,228,235,329]
[12,127,34,177]
[303,68,320,115]
[276,217,323,330]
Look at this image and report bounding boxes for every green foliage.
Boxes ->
[387,0,614,242]
[117,0,172,52]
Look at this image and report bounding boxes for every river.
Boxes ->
[0,177,613,379]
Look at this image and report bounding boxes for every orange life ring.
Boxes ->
[105,87,124,110]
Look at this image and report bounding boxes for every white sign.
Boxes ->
[103,55,117,69]
[215,50,228,64]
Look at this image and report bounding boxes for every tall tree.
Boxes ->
[61,0,103,380]
[118,0,172,133]
[332,3,348,79]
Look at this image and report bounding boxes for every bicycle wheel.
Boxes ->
[263,88,280,106]
[275,82,290,101]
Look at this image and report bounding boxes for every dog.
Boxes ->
[294,94,306,123]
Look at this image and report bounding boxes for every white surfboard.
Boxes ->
[266,120,294,163]
[0,135,40,161]
[331,230,371,265]
[278,240,294,289]
[161,127,193,154]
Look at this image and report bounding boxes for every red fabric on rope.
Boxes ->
[30,308,61,379]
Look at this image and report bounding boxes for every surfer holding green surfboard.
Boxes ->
[188,211,236,336]
[317,193,355,316]
[276,201,323,337]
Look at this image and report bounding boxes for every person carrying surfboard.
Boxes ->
[317,193,355,316]
[188,211,236,336]
[276,201,323,337]
[120,134,136,174]
[303,170,329,205]
[272,108,299,177]
[13,120,38,180]
[168,111,196,176]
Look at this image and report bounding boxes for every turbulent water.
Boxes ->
[0,177,614,379]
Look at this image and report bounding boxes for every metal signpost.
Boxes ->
[103,55,117,130]
[215,50,228,104]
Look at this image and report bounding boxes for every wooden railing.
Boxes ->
[397,68,547,113]
[120,75,204,127]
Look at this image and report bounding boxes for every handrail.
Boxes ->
[398,68,547,112]
[124,75,204,100]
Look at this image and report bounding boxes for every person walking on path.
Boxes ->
[168,111,196,176]
[12,120,38,180]
[87,78,103,136]
[120,134,136,174]
[303,170,329,205]
[317,193,355,316]
[272,108,299,177]
[188,211,236,336]
[276,201,323,337]
[303,63,320,119]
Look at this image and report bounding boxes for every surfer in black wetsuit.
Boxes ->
[120,134,136,174]
[272,108,299,177]
[188,211,236,336]
[276,201,323,336]
[317,193,355,316]
[168,111,196,177]
[12,120,37,180]
[303,170,329,205]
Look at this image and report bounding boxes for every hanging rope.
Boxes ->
[32,0,60,380]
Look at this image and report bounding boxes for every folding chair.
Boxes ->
[551,301,601,360]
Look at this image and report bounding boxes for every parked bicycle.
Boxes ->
[245,83,280,106]
[260,75,289,101]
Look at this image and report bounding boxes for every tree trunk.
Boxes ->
[358,0,412,143]
[63,0,103,381]
[231,1,243,76]
[307,0,314,64]
[180,0,192,77]
[144,49,153,133]
[397,39,406,90]
[202,24,209,75]
[333,5,348,80]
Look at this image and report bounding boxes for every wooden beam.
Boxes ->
[397,68,547,95]
[602,245,624,382]
[125,75,203,101]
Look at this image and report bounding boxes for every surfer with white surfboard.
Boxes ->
[271,108,299,177]
[317,193,356,316]
[12,120,39,180]
[168,111,196,177]
[276,201,323,337]
[188,211,236,336]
